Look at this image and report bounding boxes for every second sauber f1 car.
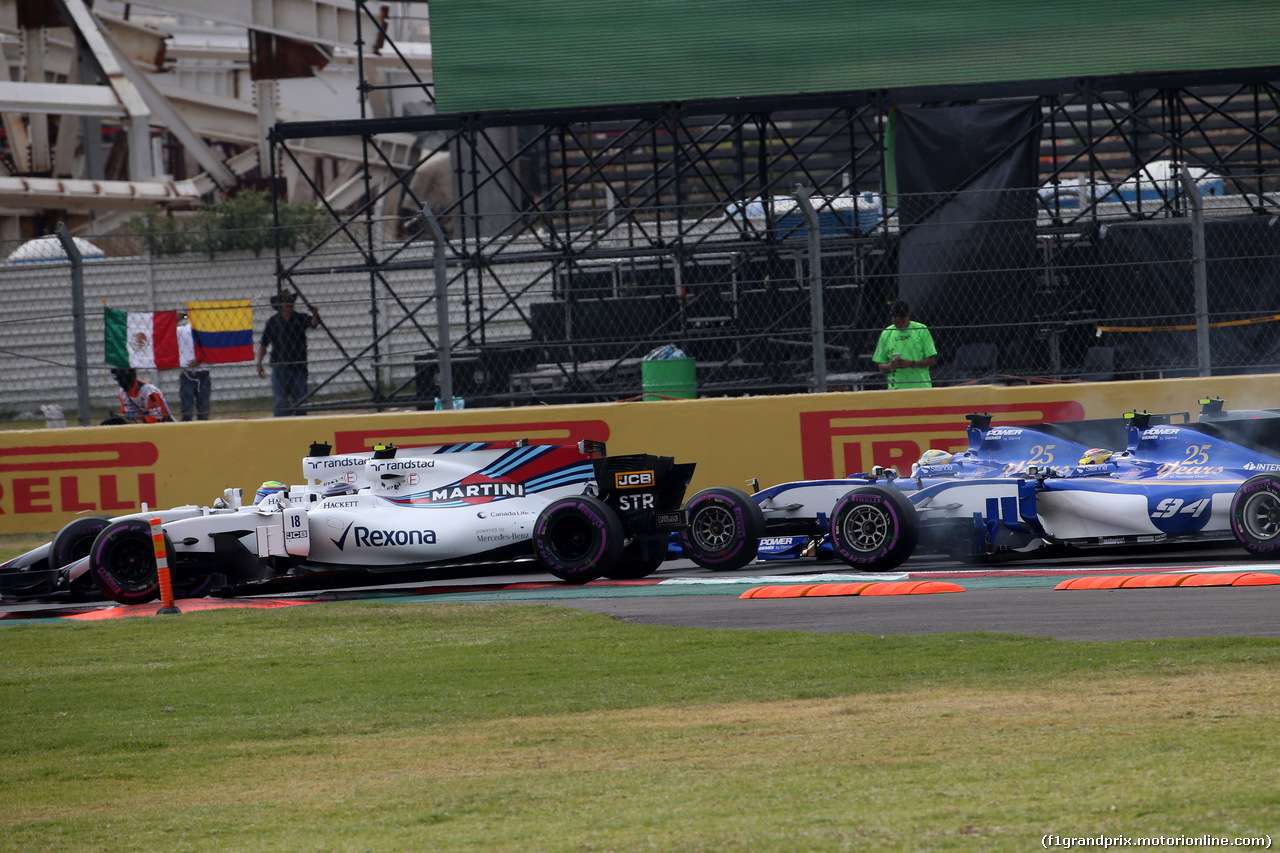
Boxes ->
[682,399,1280,573]
[1,438,707,604]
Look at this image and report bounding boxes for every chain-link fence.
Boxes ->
[0,223,423,425]
[4,171,1280,424]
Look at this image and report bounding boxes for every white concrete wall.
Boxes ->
[0,241,542,421]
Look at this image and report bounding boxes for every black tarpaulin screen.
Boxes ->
[893,101,1043,355]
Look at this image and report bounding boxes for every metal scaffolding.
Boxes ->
[269,2,1280,408]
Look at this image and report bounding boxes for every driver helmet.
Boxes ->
[912,448,953,476]
[253,480,288,504]
[1078,448,1115,465]
[918,448,953,467]
[324,478,358,498]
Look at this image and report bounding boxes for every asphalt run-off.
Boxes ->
[5,548,1280,641]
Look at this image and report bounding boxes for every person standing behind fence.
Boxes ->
[176,318,212,421]
[106,368,173,424]
[256,290,319,416]
[872,300,937,389]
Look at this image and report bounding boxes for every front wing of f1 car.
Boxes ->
[1,438,698,604]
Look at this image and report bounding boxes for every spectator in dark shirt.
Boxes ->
[256,290,319,417]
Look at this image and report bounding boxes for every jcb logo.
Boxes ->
[615,471,655,489]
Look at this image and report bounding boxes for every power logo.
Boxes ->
[615,471,655,488]
[798,402,1085,479]
[0,442,159,518]
[333,420,611,454]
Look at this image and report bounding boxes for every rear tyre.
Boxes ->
[679,487,765,571]
[88,518,165,605]
[1231,473,1280,557]
[829,486,919,571]
[603,534,668,580]
[533,495,624,584]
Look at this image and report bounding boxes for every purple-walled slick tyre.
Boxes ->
[829,485,919,571]
[679,487,765,571]
[88,518,164,605]
[50,515,113,571]
[533,495,624,584]
[51,514,115,598]
[1231,473,1280,556]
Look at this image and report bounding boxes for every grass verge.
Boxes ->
[1,602,1278,851]
[0,532,52,562]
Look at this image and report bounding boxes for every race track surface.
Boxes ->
[5,546,1280,642]
[556,584,1280,641]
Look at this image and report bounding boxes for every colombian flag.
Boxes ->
[186,300,254,363]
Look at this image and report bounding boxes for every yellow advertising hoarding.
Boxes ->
[0,376,1271,534]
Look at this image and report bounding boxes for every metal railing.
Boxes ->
[4,173,1280,424]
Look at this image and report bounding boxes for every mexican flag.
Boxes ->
[104,308,180,369]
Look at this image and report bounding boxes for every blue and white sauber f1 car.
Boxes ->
[696,399,1280,573]
[0,439,703,604]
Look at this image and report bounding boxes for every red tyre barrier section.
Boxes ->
[1120,574,1192,588]
[803,582,875,597]
[1056,572,1280,590]
[741,581,964,599]
[1233,572,1280,586]
[743,584,819,599]
[1179,572,1250,587]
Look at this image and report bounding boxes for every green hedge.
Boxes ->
[122,191,330,257]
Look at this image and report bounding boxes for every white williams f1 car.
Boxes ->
[1,439,697,604]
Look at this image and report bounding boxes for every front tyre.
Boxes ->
[51,515,114,598]
[88,518,165,605]
[533,495,624,584]
[679,487,765,571]
[50,515,113,570]
[1231,474,1280,556]
[829,486,919,571]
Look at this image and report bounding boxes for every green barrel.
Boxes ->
[641,358,697,400]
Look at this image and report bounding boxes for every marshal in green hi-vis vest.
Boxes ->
[872,320,937,389]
